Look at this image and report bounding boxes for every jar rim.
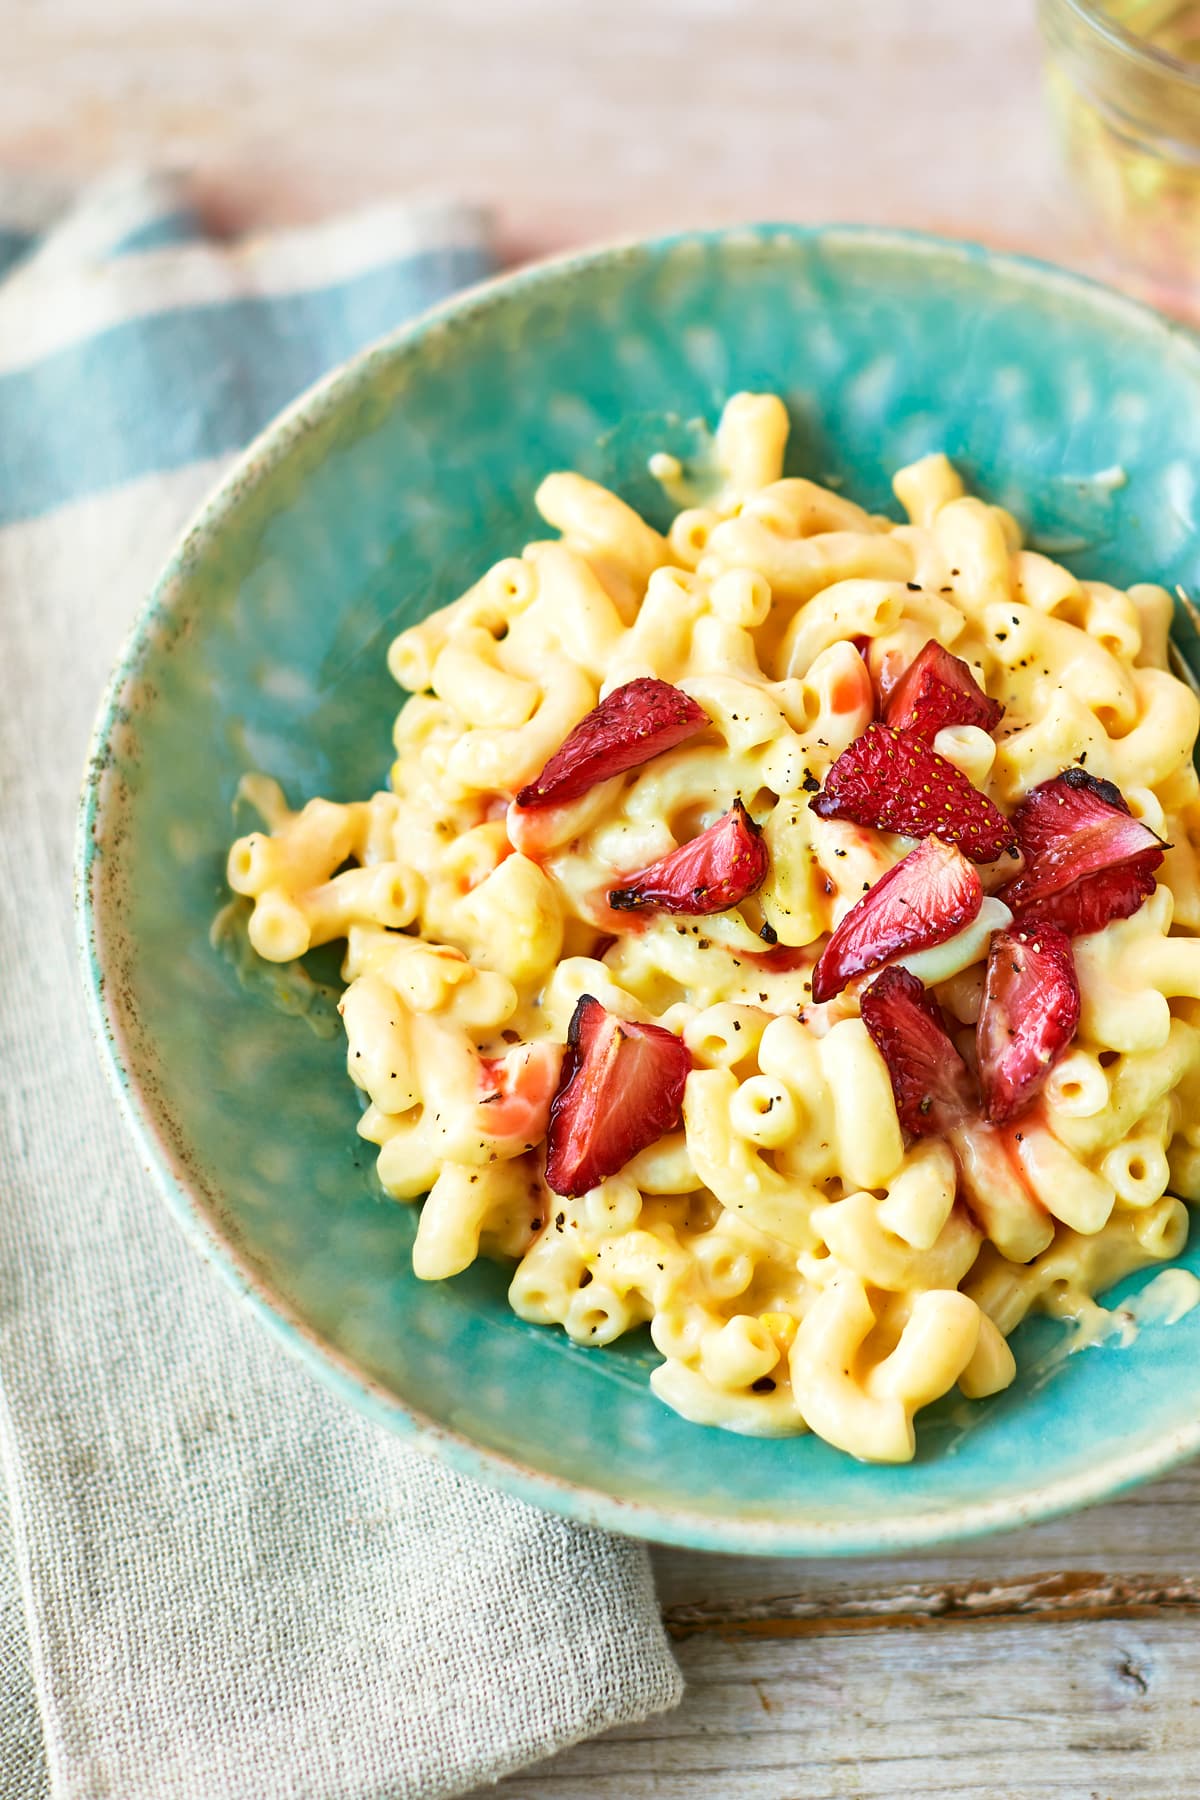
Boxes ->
[1058,0,1200,88]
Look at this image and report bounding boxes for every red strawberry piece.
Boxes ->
[884,640,1004,742]
[976,924,1080,1124]
[1006,767,1158,866]
[810,724,1018,864]
[515,678,709,809]
[859,965,976,1136]
[1016,861,1158,938]
[811,837,983,1003]
[608,799,769,916]
[545,996,692,1195]
[998,768,1166,937]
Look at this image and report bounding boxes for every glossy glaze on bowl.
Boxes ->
[78,225,1200,1554]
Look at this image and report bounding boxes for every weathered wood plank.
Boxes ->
[483,1615,1200,1798]
[652,1462,1200,1636]
[666,1570,1200,1637]
[469,1462,1200,1796]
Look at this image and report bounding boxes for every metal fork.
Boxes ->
[1171,584,1200,697]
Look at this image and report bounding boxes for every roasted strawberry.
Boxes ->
[884,640,1004,742]
[1018,861,1158,938]
[544,996,692,1195]
[515,678,709,809]
[976,924,1080,1124]
[998,768,1166,937]
[608,799,769,915]
[811,837,983,1003]
[810,724,1017,863]
[1006,767,1158,866]
[859,965,976,1136]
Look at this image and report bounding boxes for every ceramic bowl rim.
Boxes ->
[75,220,1200,1555]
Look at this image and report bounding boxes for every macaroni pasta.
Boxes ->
[225,393,1200,1463]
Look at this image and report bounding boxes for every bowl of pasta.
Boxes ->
[79,223,1200,1552]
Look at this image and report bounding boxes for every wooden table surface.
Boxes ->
[10,2,1198,1794]
[499,1466,1200,1798]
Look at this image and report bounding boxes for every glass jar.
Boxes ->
[1038,0,1200,301]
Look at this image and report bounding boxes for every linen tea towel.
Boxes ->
[0,168,682,1800]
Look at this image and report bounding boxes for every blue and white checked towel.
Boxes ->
[0,170,681,1800]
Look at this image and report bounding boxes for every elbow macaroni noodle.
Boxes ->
[225,393,1200,1463]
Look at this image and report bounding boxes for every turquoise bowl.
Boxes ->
[78,225,1200,1554]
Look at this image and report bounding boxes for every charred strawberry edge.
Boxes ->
[860,919,1085,1136]
[515,678,709,809]
[823,753,1156,1132]
[1059,766,1126,809]
[607,798,769,915]
[998,767,1168,934]
[1007,767,1170,859]
[1057,765,1170,817]
[1008,766,1163,850]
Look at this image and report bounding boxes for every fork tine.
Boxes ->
[1169,638,1200,698]
[1176,583,1200,637]
[1170,585,1200,696]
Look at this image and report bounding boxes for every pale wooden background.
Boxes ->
[10,2,1200,1795]
[10,0,1098,272]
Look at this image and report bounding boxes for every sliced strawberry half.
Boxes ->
[608,799,769,916]
[514,678,709,809]
[811,837,983,1003]
[1006,767,1160,867]
[998,768,1166,937]
[976,924,1080,1124]
[859,965,976,1137]
[1016,861,1159,938]
[884,640,1004,742]
[544,996,692,1195]
[810,724,1017,864]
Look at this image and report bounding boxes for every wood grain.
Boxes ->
[489,1617,1196,1798]
[11,3,1194,1792]
[478,1464,1200,1798]
[652,1463,1200,1634]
